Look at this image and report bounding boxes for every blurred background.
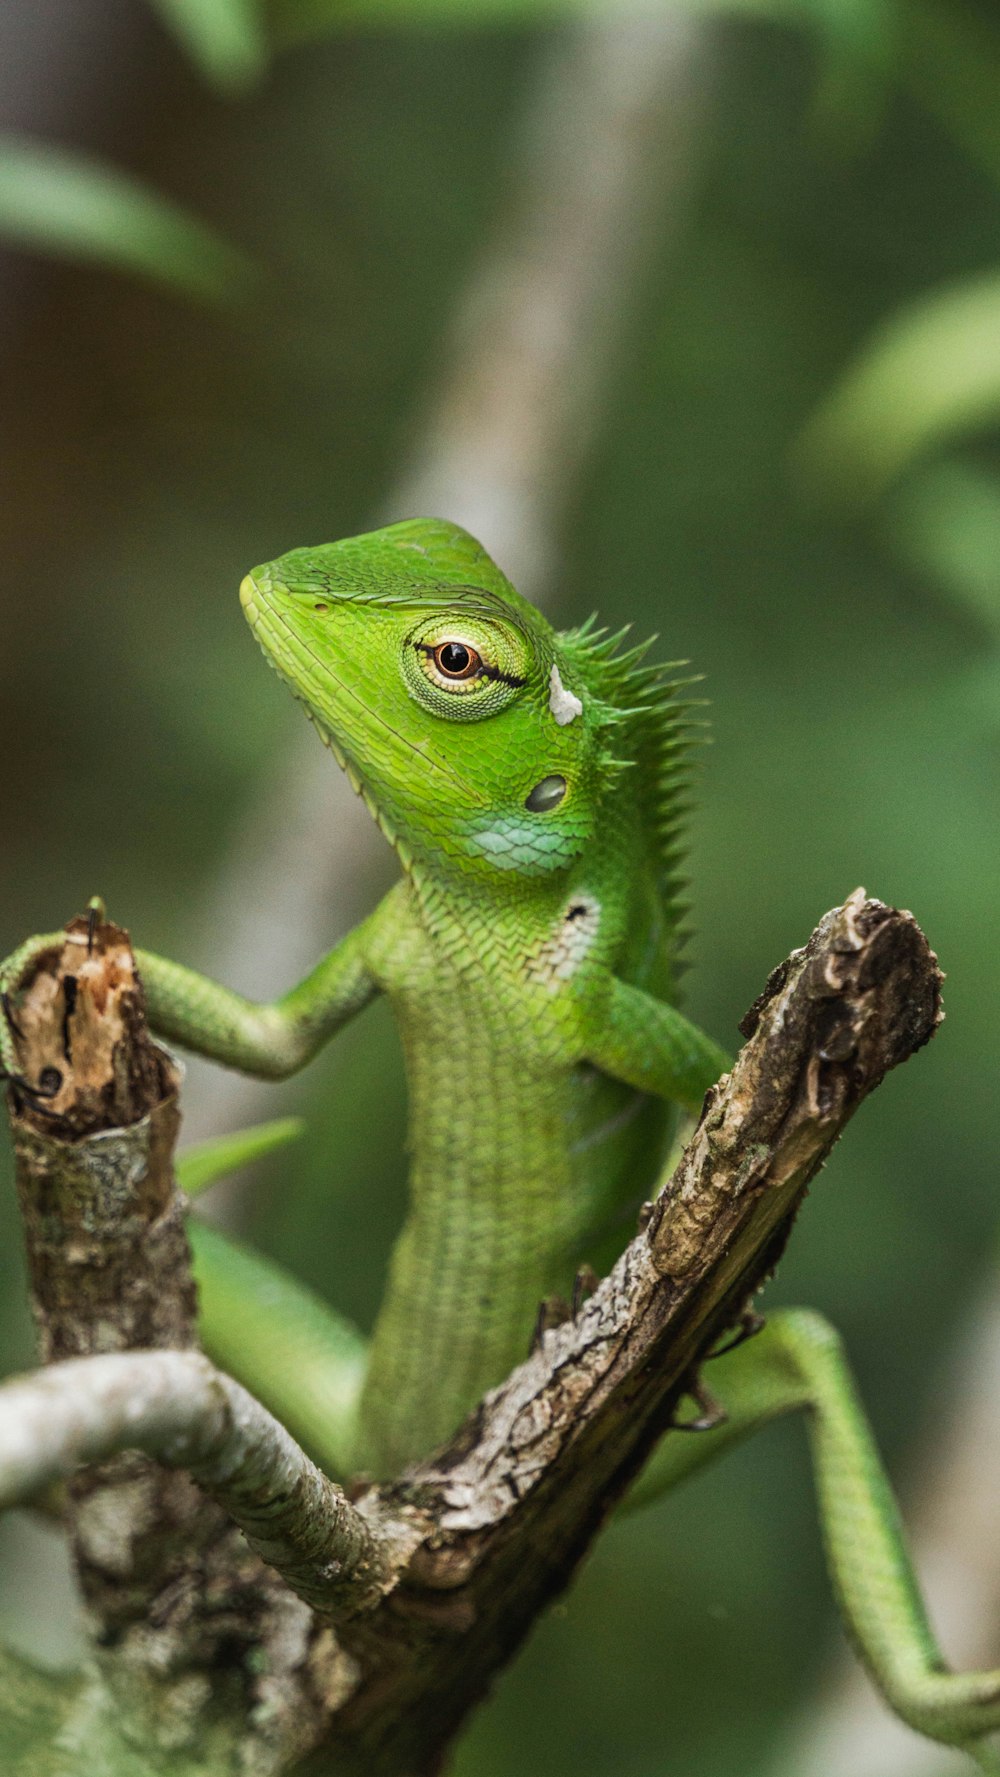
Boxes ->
[1,2,999,1774]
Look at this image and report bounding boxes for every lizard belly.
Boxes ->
[354,869,675,1475]
[355,985,670,1475]
[351,963,573,1472]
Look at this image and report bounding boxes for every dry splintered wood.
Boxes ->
[10,915,173,1137]
[12,921,189,1366]
[0,890,943,1777]
[4,919,338,1771]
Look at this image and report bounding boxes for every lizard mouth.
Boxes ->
[239,573,261,621]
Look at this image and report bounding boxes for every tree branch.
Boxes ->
[1,889,943,1775]
[0,1349,388,1619]
[319,890,944,1775]
[3,917,344,1771]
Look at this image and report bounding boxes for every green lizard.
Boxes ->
[3,517,999,1769]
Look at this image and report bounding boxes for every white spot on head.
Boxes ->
[548,663,582,726]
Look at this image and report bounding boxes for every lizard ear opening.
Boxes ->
[525,776,567,813]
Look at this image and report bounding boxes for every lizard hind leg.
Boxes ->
[188,1220,368,1483]
[175,1116,368,1480]
[624,1307,1000,1766]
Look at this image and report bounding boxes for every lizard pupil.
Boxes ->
[436,642,479,679]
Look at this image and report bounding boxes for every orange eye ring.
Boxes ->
[409,634,527,698]
[433,641,481,680]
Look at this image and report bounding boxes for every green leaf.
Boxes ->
[0,137,255,306]
[177,1117,306,1197]
[795,272,1000,502]
[886,460,1000,643]
[147,0,269,94]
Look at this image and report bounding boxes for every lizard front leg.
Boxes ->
[582,973,731,1112]
[135,909,382,1079]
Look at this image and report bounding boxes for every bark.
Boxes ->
[3,918,342,1773]
[0,889,942,1776]
[0,1349,391,1616]
[322,889,942,1774]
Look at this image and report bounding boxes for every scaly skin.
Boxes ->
[3,517,999,1765]
[234,521,723,1467]
[129,517,723,1472]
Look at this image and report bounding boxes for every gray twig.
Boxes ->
[0,1349,387,1619]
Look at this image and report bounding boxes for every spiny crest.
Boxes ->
[560,619,707,958]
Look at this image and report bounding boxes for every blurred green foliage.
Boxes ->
[177,1115,305,1195]
[1,3,999,1775]
[799,272,1000,500]
[0,135,253,302]
[150,0,270,92]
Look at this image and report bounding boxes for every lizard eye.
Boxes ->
[404,617,529,720]
[434,642,481,680]
[413,636,515,697]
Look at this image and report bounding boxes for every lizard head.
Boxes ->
[239,518,621,878]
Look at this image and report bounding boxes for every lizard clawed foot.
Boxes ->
[707,1307,766,1360]
[0,928,68,1077]
[672,1375,727,1433]
[1,991,23,1042]
[0,987,23,1080]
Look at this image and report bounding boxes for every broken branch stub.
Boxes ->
[10,915,174,1140]
[649,888,943,1283]
[4,918,332,1770]
[8,918,188,1364]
